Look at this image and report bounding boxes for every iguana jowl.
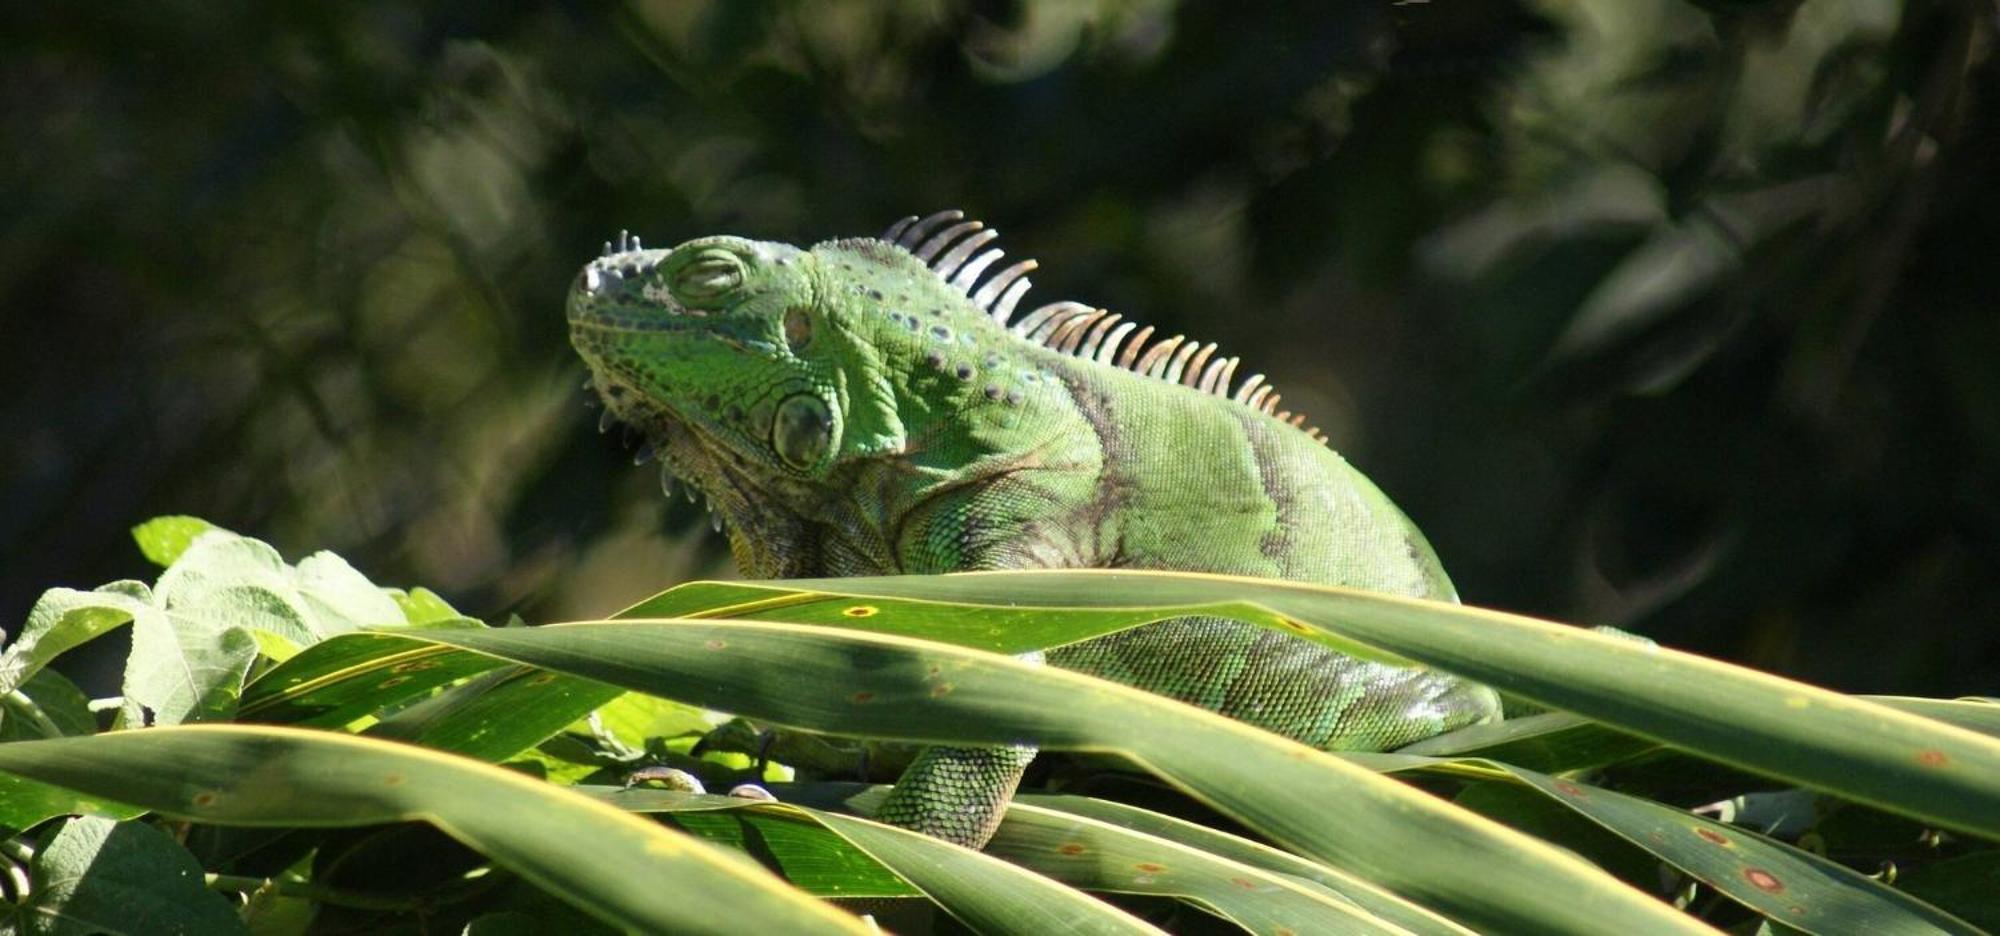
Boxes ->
[567,211,1501,847]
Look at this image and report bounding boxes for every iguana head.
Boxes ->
[568,227,985,542]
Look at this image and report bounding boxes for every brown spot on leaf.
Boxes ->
[383,773,405,787]
[390,660,441,674]
[192,792,218,808]
[929,682,954,698]
[1057,843,1086,856]
[1134,862,1166,873]
[842,605,878,618]
[1552,780,1587,797]
[1743,868,1784,893]
[378,675,410,689]
[1916,750,1948,768]
[1229,877,1257,890]
[851,691,876,704]
[1695,828,1731,846]
[705,639,727,651]
[527,673,557,686]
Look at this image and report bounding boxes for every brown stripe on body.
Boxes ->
[1046,365,1135,568]
[1228,407,1310,579]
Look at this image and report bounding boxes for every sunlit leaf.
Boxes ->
[0,726,868,935]
[750,571,2000,844]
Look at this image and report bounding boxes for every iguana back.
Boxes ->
[567,212,1500,846]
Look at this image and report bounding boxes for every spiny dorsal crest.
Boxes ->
[881,209,1327,445]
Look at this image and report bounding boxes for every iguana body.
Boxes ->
[567,212,1501,846]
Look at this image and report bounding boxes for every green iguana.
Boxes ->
[567,211,1501,848]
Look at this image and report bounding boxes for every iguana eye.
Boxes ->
[772,393,832,470]
[671,249,744,304]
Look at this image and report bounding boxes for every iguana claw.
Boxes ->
[689,717,777,771]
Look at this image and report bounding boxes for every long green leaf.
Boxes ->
[1016,794,1477,936]
[1397,711,1659,772]
[596,788,1166,935]
[778,784,1424,934]
[0,725,866,936]
[744,571,2000,843]
[1350,755,1980,935]
[402,619,1711,935]
[980,799,1414,934]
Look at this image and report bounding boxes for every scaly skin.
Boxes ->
[567,217,1501,847]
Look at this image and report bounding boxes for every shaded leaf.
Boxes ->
[12,817,244,936]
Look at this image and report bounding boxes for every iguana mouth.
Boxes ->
[579,362,750,532]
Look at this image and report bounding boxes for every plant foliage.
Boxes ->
[0,519,1991,933]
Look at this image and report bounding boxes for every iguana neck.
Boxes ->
[723,332,1106,577]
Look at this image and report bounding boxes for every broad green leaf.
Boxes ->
[10,816,245,936]
[752,571,2000,844]
[155,532,403,650]
[401,619,1709,935]
[8,526,440,729]
[124,602,259,726]
[0,584,155,697]
[130,515,223,568]
[3,581,257,727]
[1,670,95,742]
[0,726,868,936]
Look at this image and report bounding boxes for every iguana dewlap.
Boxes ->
[567,212,1501,847]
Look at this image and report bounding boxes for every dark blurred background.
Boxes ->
[4,1,1996,696]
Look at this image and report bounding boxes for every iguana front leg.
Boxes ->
[863,493,1087,848]
[874,742,1040,848]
